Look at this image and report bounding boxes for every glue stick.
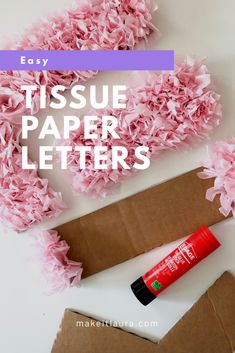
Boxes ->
[131,226,221,306]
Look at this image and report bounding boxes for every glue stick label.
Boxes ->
[142,227,220,296]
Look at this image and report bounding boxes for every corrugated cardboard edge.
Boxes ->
[51,272,235,353]
[56,167,228,278]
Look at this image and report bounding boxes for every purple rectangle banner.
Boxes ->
[0,50,174,71]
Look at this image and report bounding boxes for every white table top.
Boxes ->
[0,0,235,352]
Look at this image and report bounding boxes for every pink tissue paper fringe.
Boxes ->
[0,121,66,232]
[31,229,83,293]
[0,0,156,232]
[198,137,235,218]
[60,56,222,197]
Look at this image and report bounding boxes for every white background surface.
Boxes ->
[0,0,235,352]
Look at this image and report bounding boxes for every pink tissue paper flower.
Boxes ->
[60,57,222,197]
[0,121,66,232]
[31,229,83,293]
[198,137,235,218]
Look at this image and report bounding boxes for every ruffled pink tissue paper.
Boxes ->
[198,137,235,218]
[0,70,48,125]
[12,0,156,51]
[60,57,222,197]
[32,230,83,293]
[0,121,66,232]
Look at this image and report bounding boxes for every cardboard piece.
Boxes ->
[56,167,227,278]
[51,272,235,353]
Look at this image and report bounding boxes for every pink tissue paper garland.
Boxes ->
[60,56,222,197]
[32,229,83,293]
[0,0,156,232]
[198,137,235,218]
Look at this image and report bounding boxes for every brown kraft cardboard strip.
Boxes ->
[51,272,235,353]
[56,167,228,278]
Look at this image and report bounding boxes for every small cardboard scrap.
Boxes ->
[51,272,235,353]
[56,167,227,278]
